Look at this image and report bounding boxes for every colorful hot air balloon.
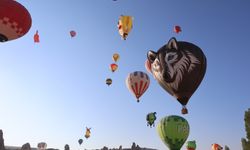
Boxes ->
[146,112,157,127]
[145,59,152,74]
[106,78,112,86]
[117,15,133,40]
[85,127,91,139]
[147,37,207,114]
[211,143,223,150]
[34,30,39,43]
[186,140,196,150]
[126,71,150,102]
[110,63,118,72]
[157,115,190,150]
[113,53,120,62]
[78,139,83,145]
[70,30,76,37]
[0,0,32,42]
[174,25,182,34]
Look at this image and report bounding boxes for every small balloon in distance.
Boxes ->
[70,30,76,37]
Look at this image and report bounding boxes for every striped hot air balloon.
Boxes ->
[126,71,150,102]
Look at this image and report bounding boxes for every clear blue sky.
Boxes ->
[0,0,250,150]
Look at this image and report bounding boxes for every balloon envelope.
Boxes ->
[147,37,206,114]
[117,15,133,40]
[110,63,118,72]
[0,0,32,42]
[157,115,189,150]
[70,30,76,37]
[106,78,112,86]
[113,53,120,62]
[174,25,181,33]
[146,112,157,127]
[78,139,83,145]
[126,71,150,102]
[34,30,39,43]
[211,143,223,150]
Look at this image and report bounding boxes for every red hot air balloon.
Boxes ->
[174,25,182,34]
[126,71,150,102]
[110,63,118,72]
[70,30,76,37]
[34,30,40,43]
[0,0,32,42]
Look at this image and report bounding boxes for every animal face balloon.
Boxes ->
[147,37,206,114]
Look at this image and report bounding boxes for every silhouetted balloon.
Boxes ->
[157,115,189,150]
[78,139,83,145]
[70,30,76,37]
[0,0,32,42]
[147,37,206,114]
[106,78,112,86]
[126,71,150,102]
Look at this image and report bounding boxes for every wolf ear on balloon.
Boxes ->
[147,50,157,63]
[166,37,178,50]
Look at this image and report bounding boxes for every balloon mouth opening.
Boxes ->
[0,34,8,42]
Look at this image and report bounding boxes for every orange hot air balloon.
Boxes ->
[174,25,182,34]
[211,143,223,150]
[110,63,118,72]
[0,0,32,42]
[145,59,152,74]
[85,127,91,139]
[112,53,120,62]
[34,30,39,43]
[126,71,150,102]
[70,30,76,37]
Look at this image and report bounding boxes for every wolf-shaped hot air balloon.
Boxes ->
[147,37,206,114]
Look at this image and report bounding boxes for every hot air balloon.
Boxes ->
[0,0,32,42]
[85,127,91,139]
[174,25,181,34]
[211,143,223,150]
[146,112,157,127]
[145,59,152,74]
[106,78,112,86]
[37,142,47,150]
[117,15,133,40]
[113,53,120,62]
[157,115,190,150]
[186,141,196,150]
[78,139,83,145]
[34,30,39,43]
[110,63,118,72]
[70,30,76,37]
[147,37,206,114]
[126,71,150,102]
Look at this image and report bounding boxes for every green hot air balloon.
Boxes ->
[157,115,189,150]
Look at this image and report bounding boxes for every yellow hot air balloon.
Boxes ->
[113,53,120,62]
[117,15,133,40]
